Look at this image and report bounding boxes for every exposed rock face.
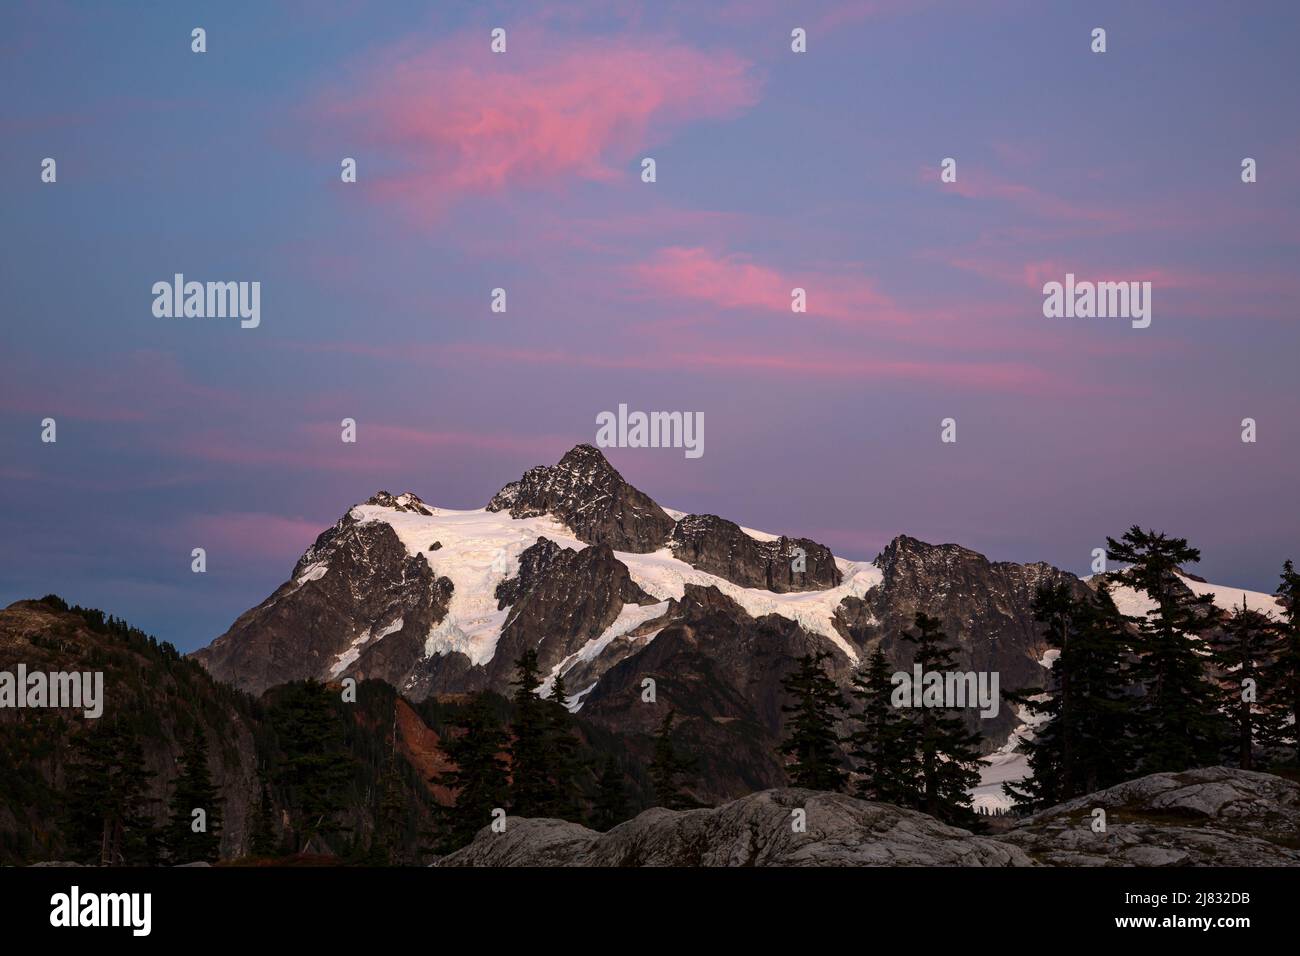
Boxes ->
[194,512,453,696]
[999,767,1300,866]
[488,540,660,685]
[578,585,842,802]
[836,535,1093,748]
[436,788,1033,866]
[486,444,675,553]
[669,513,841,592]
[437,769,1300,867]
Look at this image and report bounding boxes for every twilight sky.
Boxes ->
[2,0,1298,652]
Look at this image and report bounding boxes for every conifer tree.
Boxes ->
[848,647,919,806]
[508,649,556,817]
[647,710,696,809]
[903,613,984,826]
[248,781,278,857]
[1004,581,1135,809]
[544,673,585,821]
[371,756,409,865]
[434,692,510,851]
[1263,560,1300,765]
[272,679,353,852]
[1210,598,1274,770]
[591,755,630,831]
[1106,527,1225,772]
[778,652,848,791]
[163,728,222,863]
[63,719,157,865]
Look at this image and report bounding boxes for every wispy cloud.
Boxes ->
[314,27,761,218]
[629,245,906,324]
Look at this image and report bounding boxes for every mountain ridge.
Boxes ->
[191,444,1284,806]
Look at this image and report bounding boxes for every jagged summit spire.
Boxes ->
[486,444,675,553]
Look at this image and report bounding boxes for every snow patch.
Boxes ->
[350,504,876,667]
[970,651,1055,813]
[330,617,403,677]
[538,601,672,699]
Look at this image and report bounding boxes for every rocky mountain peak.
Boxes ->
[486,444,676,553]
[364,490,434,515]
[873,534,983,579]
[669,513,841,592]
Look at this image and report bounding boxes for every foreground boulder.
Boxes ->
[1000,766,1300,866]
[436,789,1033,867]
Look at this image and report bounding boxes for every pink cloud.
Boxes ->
[927,165,1135,229]
[629,246,906,323]
[670,349,1056,393]
[317,29,760,217]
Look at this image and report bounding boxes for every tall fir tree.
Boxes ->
[544,673,585,822]
[591,755,630,831]
[63,719,157,865]
[507,649,556,817]
[1209,598,1274,770]
[1106,527,1225,773]
[163,727,222,863]
[371,756,409,865]
[272,679,353,853]
[247,780,279,857]
[903,613,985,826]
[778,651,849,791]
[434,692,510,851]
[647,710,696,810]
[1003,581,1136,810]
[1262,559,1300,765]
[848,647,919,806]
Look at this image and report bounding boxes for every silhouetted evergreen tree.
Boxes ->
[848,647,919,806]
[779,651,848,791]
[647,710,696,809]
[544,673,585,821]
[1263,560,1300,765]
[903,613,984,826]
[591,755,630,831]
[370,756,409,865]
[272,679,352,852]
[63,720,157,865]
[1209,598,1274,770]
[1107,527,1225,772]
[248,781,278,857]
[163,728,222,863]
[434,692,510,851]
[508,649,555,817]
[1004,581,1135,810]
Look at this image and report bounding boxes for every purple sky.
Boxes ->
[2,0,1298,652]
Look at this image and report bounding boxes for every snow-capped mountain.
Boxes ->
[193,444,1282,804]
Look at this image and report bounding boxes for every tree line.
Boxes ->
[1004,528,1300,811]
[429,648,698,851]
[774,527,1300,824]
